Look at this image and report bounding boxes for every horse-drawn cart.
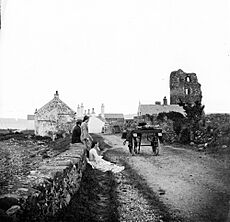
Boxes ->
[123,127,162,155]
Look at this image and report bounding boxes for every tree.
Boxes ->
[178,100,205,142]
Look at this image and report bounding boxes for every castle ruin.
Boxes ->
[170,69,202,105]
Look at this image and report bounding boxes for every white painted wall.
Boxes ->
[88,116,105,134]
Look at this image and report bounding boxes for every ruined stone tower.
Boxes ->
[170,69,202,105]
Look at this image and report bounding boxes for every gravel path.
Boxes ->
[55,134,170,222]
[114,167,164,222]
[102,134,230,222]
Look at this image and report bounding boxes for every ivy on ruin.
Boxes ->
[178,100,205,143]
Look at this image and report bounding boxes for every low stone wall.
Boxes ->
[0,143,86,222]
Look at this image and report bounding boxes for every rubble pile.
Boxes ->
[154,113,230,151]
[0,137,51,195]
[193,114,230,149]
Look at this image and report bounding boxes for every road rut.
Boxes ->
[102,134,230,222]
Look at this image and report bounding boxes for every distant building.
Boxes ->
[34,91,76,137]
[76,103,85,119]
[103,113,124,124]
[138,97,185,117]
[123,114,137,128]
[137,69,202,119]
[170,69,202,105]
[74,103,126,134]
[124,114,137,121]
[98,104,124,124]
[97,104,125,133]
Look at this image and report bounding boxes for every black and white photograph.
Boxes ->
[0,0,230,221]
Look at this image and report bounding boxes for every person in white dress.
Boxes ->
[87,141,125,173]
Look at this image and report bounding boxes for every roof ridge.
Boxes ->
[36,97,75,116]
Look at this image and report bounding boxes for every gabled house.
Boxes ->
[137,97,185,123]
[34,91,76,137]
[97,104,124,124]
[103,113,125,124]
[97,104,125,133]
[138,101,185,117]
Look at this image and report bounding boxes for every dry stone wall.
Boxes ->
[0,143,86,222]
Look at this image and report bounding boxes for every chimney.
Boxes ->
[101,103,105,118]
[77,104,80,117]
[81,103,84,117]
[163,96,168,105]
[54,91,59,98]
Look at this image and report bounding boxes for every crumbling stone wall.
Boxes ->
[0,143,86,222]
[170,69,202,105]
[35,115,75,138]
[205,113,230,129]
[203,113,230,147]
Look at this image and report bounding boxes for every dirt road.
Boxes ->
[101,134,230,222]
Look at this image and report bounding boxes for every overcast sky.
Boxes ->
[0,0,230,118]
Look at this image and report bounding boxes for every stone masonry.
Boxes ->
[0,143,86,221]
[34,91,76,138]
[170,69,202,105]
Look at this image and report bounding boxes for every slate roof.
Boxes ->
[124,114,137,120]
[97,115,107,123]
[36,94,76,120]
[138,104,185,116]
[104,113,124,119]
